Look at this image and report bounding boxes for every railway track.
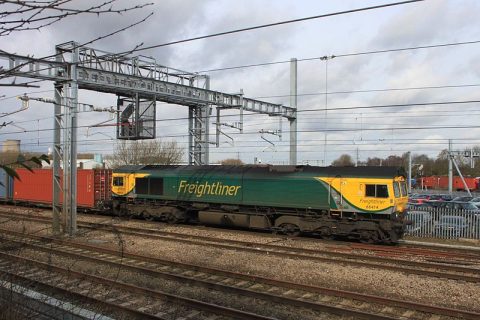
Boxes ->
[3,206,480,261]
[1,210,480,284]
[331,242,480,263]
[1,228,479,320]
[0,245,275,320]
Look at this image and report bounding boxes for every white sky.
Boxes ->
[1,0,479,165]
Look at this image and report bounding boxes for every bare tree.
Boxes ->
[0,0,152,37]
[106,140,184,168]
[331,154,354,167]
[220,158,244,166]
[0,1,153,84]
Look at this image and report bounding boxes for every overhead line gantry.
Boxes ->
[0,41,297,236]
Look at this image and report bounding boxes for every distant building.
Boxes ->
[2,139,20,153]
[42,154,105,169]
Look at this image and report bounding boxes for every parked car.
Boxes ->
[441,201,480,212]
[408,200,444,210]
[434,216,469,238]
[406,211,433,234]
[428,194,453,201]
[452,196,473,202]
[409,194,431,204]
[469,197,480,207]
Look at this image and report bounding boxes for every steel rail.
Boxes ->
[0,240,395,320]
[83,222,480,281]
[0,250,275,320]
[0,254,165,320]
[1,210,480,282]
[1,228,479,320]
[349,242,480,260]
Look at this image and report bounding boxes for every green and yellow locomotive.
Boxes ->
[111,165,408,243]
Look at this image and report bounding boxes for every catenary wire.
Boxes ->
[102,1,424,56]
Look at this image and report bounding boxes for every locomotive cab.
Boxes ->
[392,176,409,216]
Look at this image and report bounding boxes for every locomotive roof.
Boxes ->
[114,165,405,178]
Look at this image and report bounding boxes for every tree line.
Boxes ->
[331,148,480,177]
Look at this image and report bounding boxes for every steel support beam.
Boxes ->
[68,45,79,236]
[188,104,210,165]
[0,46,295,118]
[55,42,79,236]
[52,83,62,235]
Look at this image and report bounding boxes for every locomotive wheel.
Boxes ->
[359,230,377,243]
[278,223,300,237]
[165,212,182,224]
[144,215,155,221]
[318,226,334,240]
[112,202,124,216]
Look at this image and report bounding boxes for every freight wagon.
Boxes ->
[111,165,409,243]
[419,176,480,191]
[0,168,112,210]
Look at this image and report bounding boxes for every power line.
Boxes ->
[15,137,480,149]
[198,40,480,73]
[300,99,480,113]
[1,0,424,81]
[4,119,480,138]
[254,83,480,100]
[5,101,480,130]
[2,98,480,137]
[115,1,423,55]
[15,131,480,146]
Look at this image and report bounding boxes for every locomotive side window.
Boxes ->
[136,178,149,194]
[135,177,163,195]
[365,184,389,198]
[365,184,376,197]
[376,185,388,198]
[400,181,408,196]
[149,178,164,195]
[113,177,124,187]
[393,182,400,198]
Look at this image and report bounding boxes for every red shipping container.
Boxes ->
[438,176,449,189]
[453,177,476,190]
[421,176,437,189]
[13,169,111,209]
[420,175,478,190]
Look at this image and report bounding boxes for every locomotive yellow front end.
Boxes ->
[392,175,409,217]
[111,172,150,197]
[315,171,409,243]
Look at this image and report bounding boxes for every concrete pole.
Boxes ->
[448,139,453,194]
[407,151,412,193]
[323,59,328,166]
[355,147,359,167]
[289,58,297,165]
[471,147,474,168]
